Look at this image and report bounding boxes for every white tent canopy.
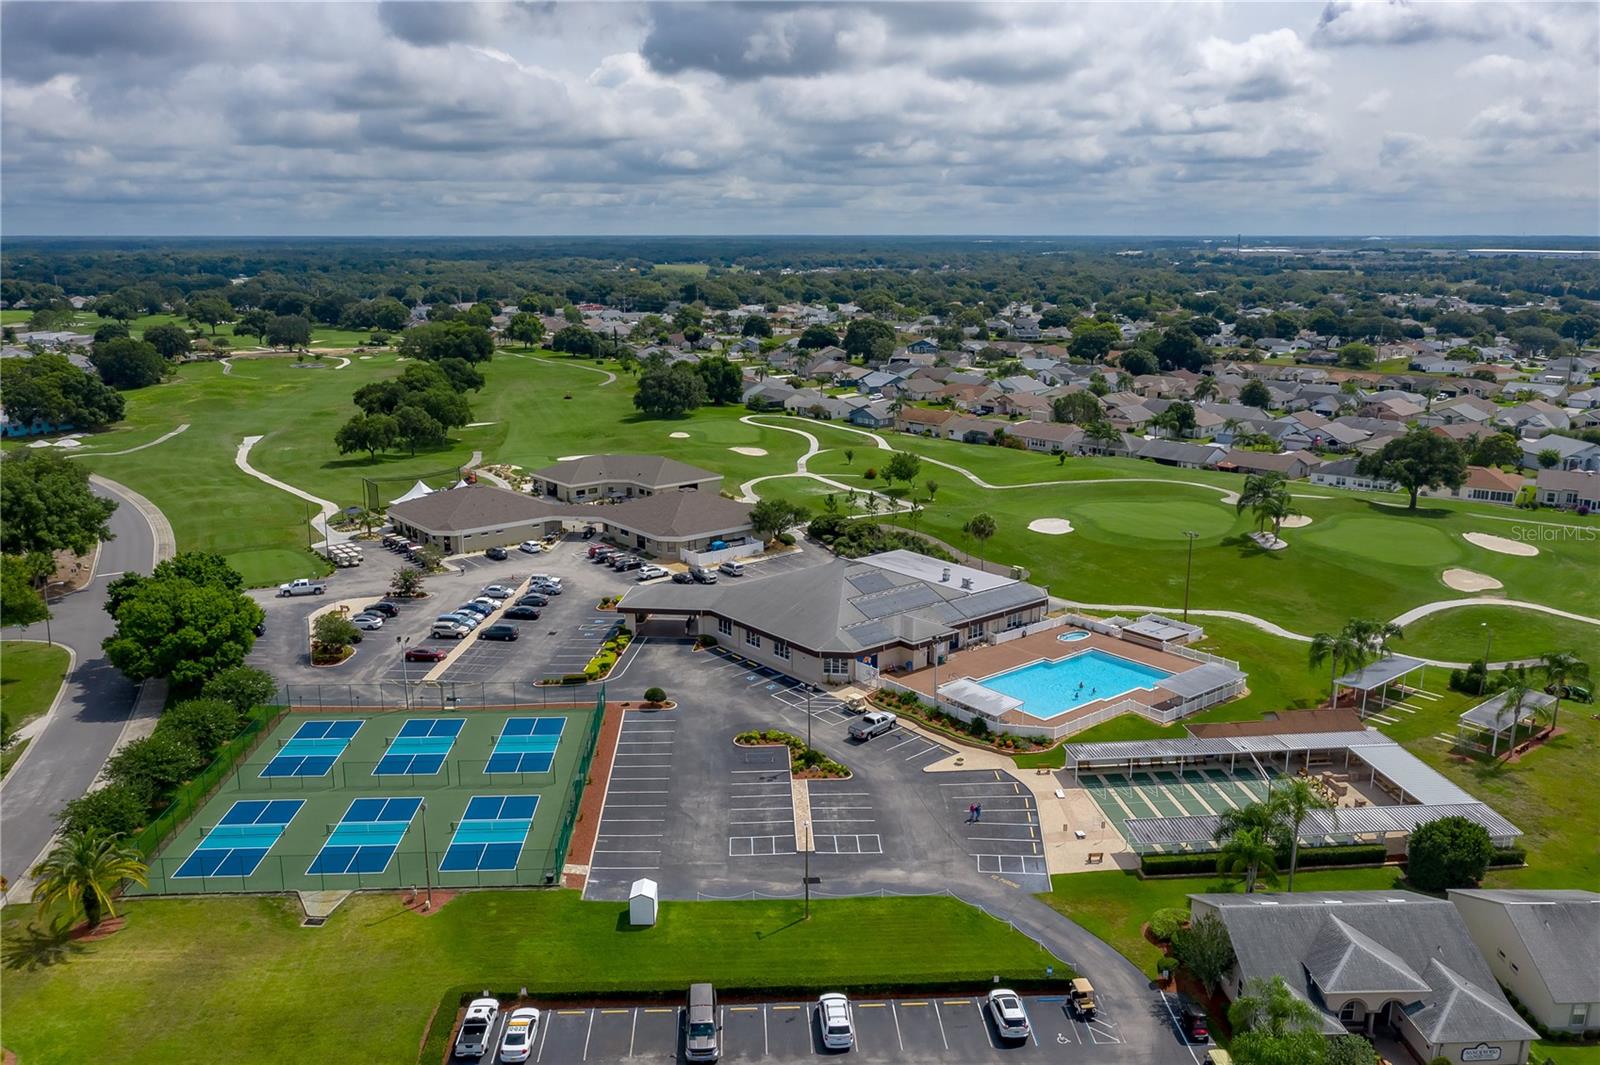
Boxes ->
[389,480,435,505]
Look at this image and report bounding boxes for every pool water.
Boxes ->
[980,650,1173,719]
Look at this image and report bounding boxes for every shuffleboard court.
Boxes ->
[306,796,422,875]
[374,718,465,776]
[486,716,567,774]
[173,799,304,878]
[260,719,363,778]
[440,794,540,871]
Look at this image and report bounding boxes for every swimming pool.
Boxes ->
[979,649,1173,719]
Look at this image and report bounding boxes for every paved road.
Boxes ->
[1,479,162,886]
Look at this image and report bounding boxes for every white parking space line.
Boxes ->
[932,1000,950,1049]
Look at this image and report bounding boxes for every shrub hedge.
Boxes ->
[1141,844,1387,877]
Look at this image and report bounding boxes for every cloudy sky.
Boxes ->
[2,1,1596,236]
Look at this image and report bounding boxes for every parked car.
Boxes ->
[432,621,470,640]
[613,556,642,571]
[276,578,327,597]
[518,540,544,554]
[470,596,500,612]
[404,646,449,663]
[684,984,720,1062]
[441,612,480,629]
[454,998,499,1059]
[485,546,509,561]
[351,614,384,631]
[530,582,562,596]
[479,624,519,641]
[1178,998,1209,1044]
[457,602,492,618]
[499,1007,541,1063]
[987,989,1030,1041]
[671,570,695,584]
[637,565,668,581]
[516,594,549,608]
[481,584,516,599]
[1069,978,1097,1019]
[718,560,744,577]
[529,574,562,587]
[591,547,618,563]
[848,711,897,741]
[503,605,541,620]
[817,993,855,1050]
[364,601,399,618]
[690,566,718,584]
[253,620,266,637]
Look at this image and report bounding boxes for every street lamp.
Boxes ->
[1181,530,1200,624]
[419,799,433,910]
[1480,623,1493,696]
[397,635,412,709]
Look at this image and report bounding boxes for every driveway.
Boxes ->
[1,478,164,887]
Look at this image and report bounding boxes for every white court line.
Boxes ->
[601,817,666,823]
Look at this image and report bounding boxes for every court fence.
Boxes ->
[125,686,608,896]
[275,680,605,712]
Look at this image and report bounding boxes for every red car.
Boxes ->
[404,646,449,663]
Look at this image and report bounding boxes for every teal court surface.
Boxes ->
[138,701,601,895]
[1079,764,1284,840]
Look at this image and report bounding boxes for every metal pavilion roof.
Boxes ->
[1333,655,1428,692]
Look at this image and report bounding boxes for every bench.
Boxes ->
[1086,851,1104,865]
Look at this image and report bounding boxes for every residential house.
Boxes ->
[1449,889,1599,1036]
[1007,421,1082,454]
[1496,401,1570,436]
[1535,468,1600,509]
[1136,439,1225,469]
[847,399,896,429]
[1432,395,1500,427]
[904,337,939,356]
[994,392,1052,419]
[1217,448,1320,480]
[895,406,957,437]
[1567,386,1600,410]
[1189,892,1536,1065]
[1310,457,1397,493]
[1422,466,1524,506]
[1519,434,1600,472]
[742,381,798,411]
[942,416,1003,444]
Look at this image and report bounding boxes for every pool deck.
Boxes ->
[893,629,1206,731]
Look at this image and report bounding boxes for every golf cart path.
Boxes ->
[743,415,1241,504]
[515,352,617,386]
[1055,596,1598,668]
[234,434,342,549]
[66,422,190,458]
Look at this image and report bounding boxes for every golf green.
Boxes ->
[1299,514,1461,567]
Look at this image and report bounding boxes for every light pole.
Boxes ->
[398,635,411,709]
[1181,530,1199,624]
[419,799,433,910]
[1480,623,1493,696]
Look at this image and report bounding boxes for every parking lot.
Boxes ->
[453,990,1171,1064]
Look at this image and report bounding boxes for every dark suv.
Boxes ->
[1178,999,1209,1044]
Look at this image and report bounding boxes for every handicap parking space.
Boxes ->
[586,712,678,895]
[541,612,624,679]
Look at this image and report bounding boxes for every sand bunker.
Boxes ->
[556,454,589,461]
[730,446,768,457]
[669,432,691,439]
[1464,532,1539,557]
[1442,568,1504,592]
[1027,518,1075,535]
[1278,515,1313,529]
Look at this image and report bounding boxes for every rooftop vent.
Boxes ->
[941,567,951,582]
[960,577,973,590]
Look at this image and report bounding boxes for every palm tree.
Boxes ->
[1217,826,1279,894]
[1217,798,1279,842]
[1500,666,1533,759]
[1193,376,1219,402]
[1538,651,1590,735]
[1221,416,1243,444]
[1272,777,1333,892]
[1236,472,1292,535]
[1085,420,1121,454]
[1309,628,1364,706]
[963,512,998,572]
[31,829,148,929]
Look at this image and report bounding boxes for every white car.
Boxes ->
[481,585,515,599]
[817,993,854,1050]
[636,565,668,581]
[987,989,1030,1041]
[351,614,384,630]
[498,1007,540,1062]
[454,997,500,1059]
[518,540,544,554]
[718,560,745,577]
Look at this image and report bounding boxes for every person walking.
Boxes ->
[973,802,983,823]
[966,802,977,823]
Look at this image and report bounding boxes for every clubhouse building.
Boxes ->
[530,454,722,502]
[618,551,1050,687]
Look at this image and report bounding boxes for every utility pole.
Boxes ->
[1480,624,1493,696]
[1182,530,1199,623]
[420,800,433,910]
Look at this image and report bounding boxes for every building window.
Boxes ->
[745,630,761,649]
[1572,1005,1589,1028]
[968,623,984,641]
[717,618,732,637]
[1497,949,1506,960]
[774,641,790,660]
[823,656,849,676]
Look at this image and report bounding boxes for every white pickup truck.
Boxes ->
[276,578,328,597]
[848,711,898,741]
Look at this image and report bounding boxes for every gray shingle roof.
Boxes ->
[531,453,720,488]
[389,485,565,530]
[1449,889,1600,1004]
[387,484,751,542]
[1305,915,1432,995]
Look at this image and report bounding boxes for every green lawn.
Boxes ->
[1396,605,1600,663]
[3,309,382,349]
[1,641,71,776]
[0,892,1060,1064]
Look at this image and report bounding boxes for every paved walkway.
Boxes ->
[234,434,345,550]
[514,352,617,386]
[66,422,190,458]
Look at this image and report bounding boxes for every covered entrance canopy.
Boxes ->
[1332,655,1427,719]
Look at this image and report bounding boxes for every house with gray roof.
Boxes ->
[1520,434,1600,472]
[618,551,1048,687]
[531,454,722,502]
[1449,889,1599,1035]
[1191,891,1536,1064]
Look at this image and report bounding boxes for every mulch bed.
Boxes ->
[399,888,458,916]
[68,916,126,942]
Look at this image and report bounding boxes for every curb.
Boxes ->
[0,643,78,780]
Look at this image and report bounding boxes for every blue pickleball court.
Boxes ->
[484,717,566,774]
[373,718,464,776]
[259,719,363,778]
[439,795,540,872]
[305,796,422,875]
[172,799,304,878]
